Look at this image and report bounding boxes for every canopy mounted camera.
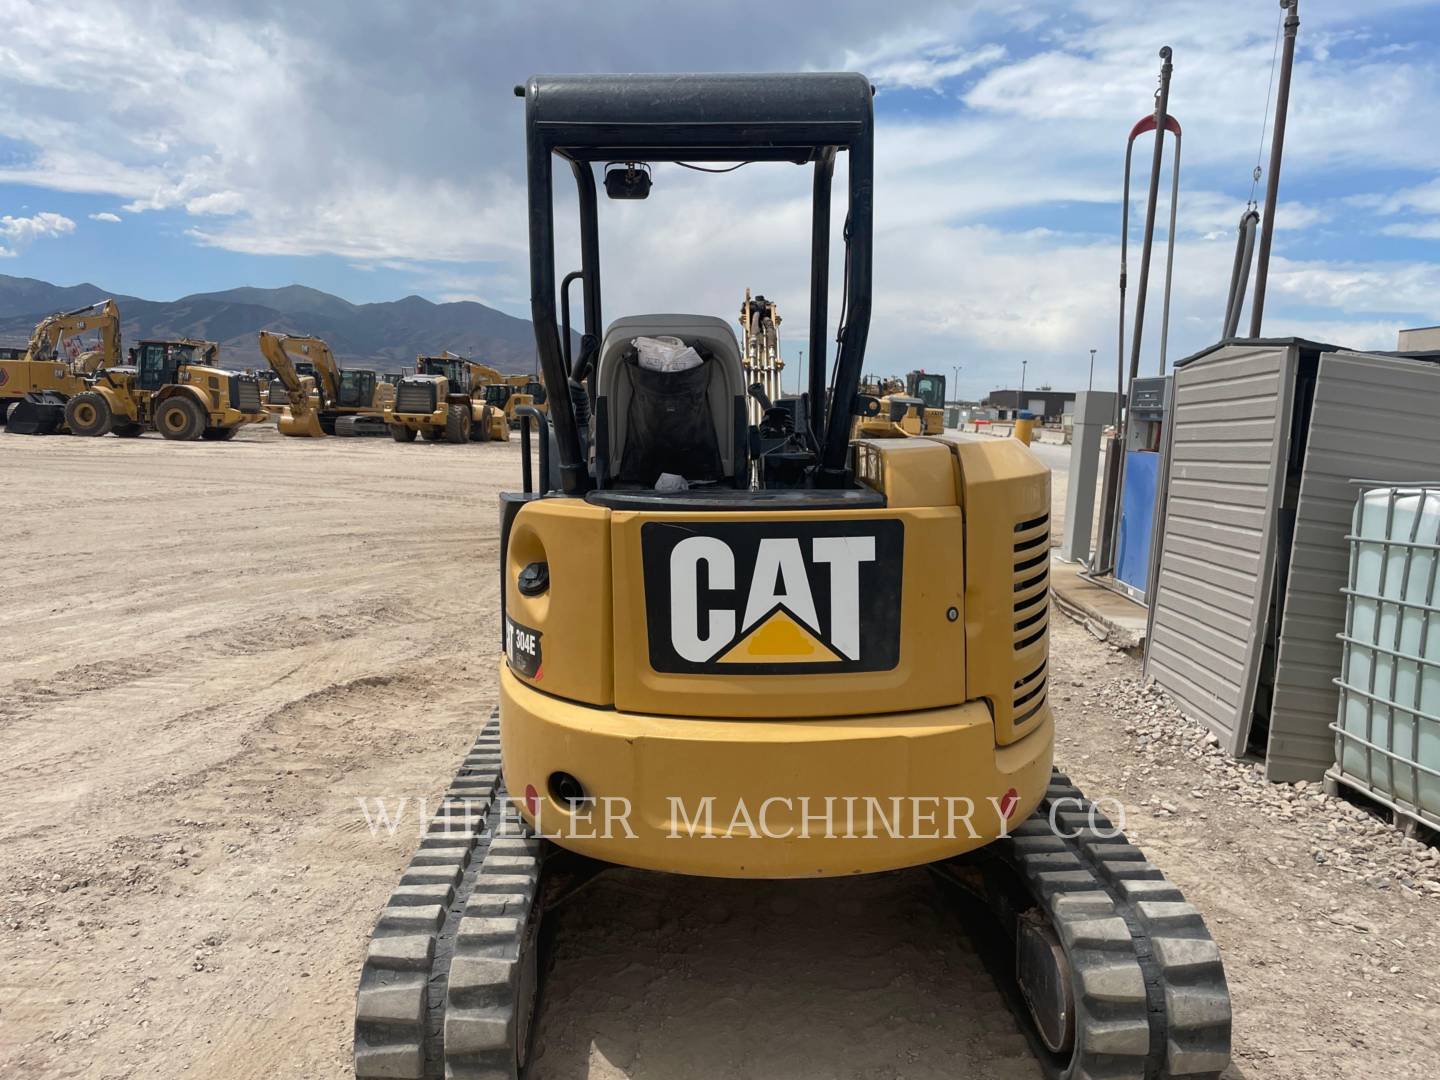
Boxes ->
[604,162,652,200]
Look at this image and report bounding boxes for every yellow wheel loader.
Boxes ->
[2,299,122,434]
[71,339,265,440]
[356,73,1231,1080]
[479,375,547,434]
[258,331,397,437]
[385,353,509,444]
[906,369,947,434]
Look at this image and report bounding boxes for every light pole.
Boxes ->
[951,364,961,404]
[797,350,804,396]
[1088,348,1096,392]
[1020,359,1028,395]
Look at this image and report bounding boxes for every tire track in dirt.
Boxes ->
[0,652,495,1080]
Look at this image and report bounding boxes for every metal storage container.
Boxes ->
[1145,340,1440,781]
[1329,486,1440,828]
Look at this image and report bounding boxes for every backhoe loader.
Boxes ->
[385,353,507,443]
[258,331,396,437]
[2,299,122,434]
[67,338,265,440]
[356,73,1232,1080]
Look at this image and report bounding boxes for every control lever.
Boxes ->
[748,383,794,439]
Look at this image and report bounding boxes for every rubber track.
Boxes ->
[354,712,511,1078]
[993,769,1231,1080]
[355,733,1228,1080]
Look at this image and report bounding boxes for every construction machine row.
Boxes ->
[1,310,544,444]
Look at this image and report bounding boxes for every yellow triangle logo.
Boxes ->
[716,609,842,664]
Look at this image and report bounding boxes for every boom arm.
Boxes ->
[258,331,322,414]
[24,299,122,371]
[269,333,339,404]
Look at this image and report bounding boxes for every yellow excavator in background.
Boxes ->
[2,300,123,434]
[68,338,265,440]
[355,72,1231,1080]
[258,331,396,437]
[385,352,508,443]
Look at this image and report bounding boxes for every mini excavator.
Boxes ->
[355,73,1231,1080]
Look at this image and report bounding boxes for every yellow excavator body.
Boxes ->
[354,72,1230,1080]
[260,331,394,437]
[500,436,1053,876]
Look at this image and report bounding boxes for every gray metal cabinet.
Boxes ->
[1146,339,1440,779]
[1144,342,1297,756]
[1266,351,1440,780]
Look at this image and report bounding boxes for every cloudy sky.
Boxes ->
[2,0,1438,397]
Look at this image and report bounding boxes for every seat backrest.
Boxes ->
[595,314,746,485]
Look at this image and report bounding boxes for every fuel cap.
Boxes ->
[518,561,549,597]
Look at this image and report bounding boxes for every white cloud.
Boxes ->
[0,211,76,257]
[860,43,1007,91]
[0,0,1435,396]
[1273,319,1407,352]
[1381,221,1440,240]
[89,211,122,223]
[185,190,245,215]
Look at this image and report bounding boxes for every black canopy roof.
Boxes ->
[522,73,873,163]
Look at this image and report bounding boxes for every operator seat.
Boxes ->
[593,314,748,487]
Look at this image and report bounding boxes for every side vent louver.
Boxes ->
[1010,512,1050,722]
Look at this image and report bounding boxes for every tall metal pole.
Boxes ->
[1158,127,1182,373]
[1089,348,1096,391]
[1249,0,1300,338]
[1020,359,1028,396]
[1128,46,1173,387]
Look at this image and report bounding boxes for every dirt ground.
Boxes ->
[2,424,1436,1080]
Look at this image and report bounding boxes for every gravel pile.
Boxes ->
[1085,675,1440,902]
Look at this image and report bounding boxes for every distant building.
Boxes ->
[1398,325,1440,352]
[983,388,1077,423]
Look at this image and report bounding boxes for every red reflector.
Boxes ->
[1000,788,1019,819]
[524,784,539,816]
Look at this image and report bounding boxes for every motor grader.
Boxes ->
[258,331,396,436]
[2,299,122,434]
[355,73,1231,1080]
[386,353,508,443]
[66,338,265,440]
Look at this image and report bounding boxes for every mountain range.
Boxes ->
[0,275,549,374]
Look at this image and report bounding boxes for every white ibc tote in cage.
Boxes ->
[1330,486,1440,829]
